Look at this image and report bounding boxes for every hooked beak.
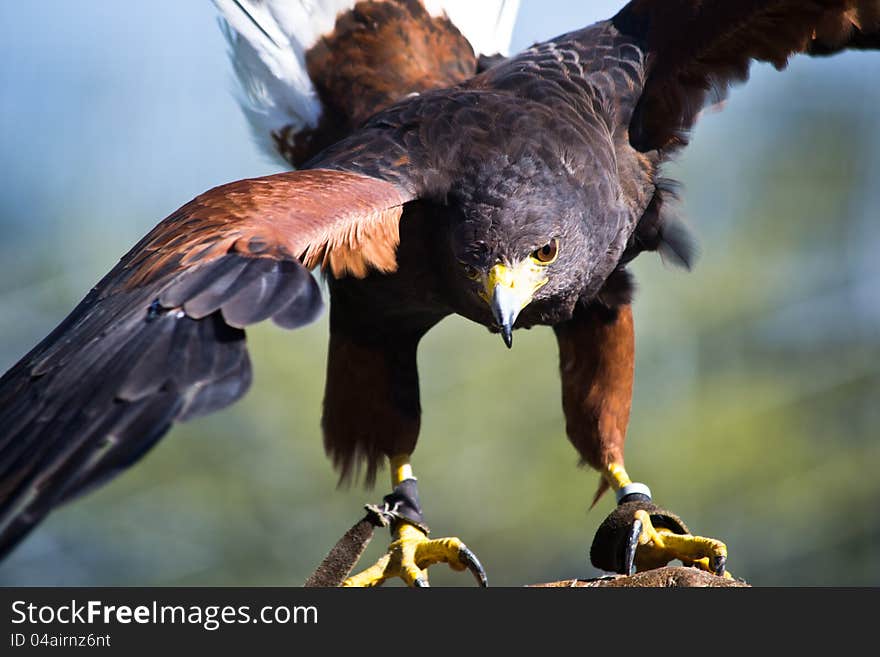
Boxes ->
[481,262,547,349]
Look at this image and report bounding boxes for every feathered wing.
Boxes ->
[613,0,880,152]
[0,164,415,558]
[213,0,520,165]
[422,0,520,57]
[213,0,352,164]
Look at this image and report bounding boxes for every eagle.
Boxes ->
[0,0,877,586]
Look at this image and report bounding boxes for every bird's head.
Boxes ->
[446,159,630,347]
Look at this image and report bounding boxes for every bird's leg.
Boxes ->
[555,303,732,578]
[594,462,732,578]
[321,324,483,586]
[342,454,487,587]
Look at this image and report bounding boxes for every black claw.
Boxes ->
[413,577,429,588]
[712,555,727,577]
[458,546,489,587]
[623,518,642,576]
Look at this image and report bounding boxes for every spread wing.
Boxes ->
[0,165,414,557]
[613,0,880,151]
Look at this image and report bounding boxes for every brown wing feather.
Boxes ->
[809,2,880,53]
[0,167,413,558]
[614,0,880,151]
[123,168,410,287]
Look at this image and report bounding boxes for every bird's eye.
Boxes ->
[531,239,559,265]
[461,263,480,280]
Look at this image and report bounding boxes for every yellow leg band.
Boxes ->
[390,453,414,487]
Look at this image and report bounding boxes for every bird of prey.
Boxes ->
[0,0,877,586]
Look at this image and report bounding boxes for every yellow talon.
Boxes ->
[632,509,732,579]
[593,464,732,579]
[343,454,487,587]
[342,522,484,587]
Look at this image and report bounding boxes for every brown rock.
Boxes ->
[531,566,749,587]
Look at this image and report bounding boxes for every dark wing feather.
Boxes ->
[614,0,880,152]
[0,167,413,558]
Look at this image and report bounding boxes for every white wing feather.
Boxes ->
[213,0,521,165]
[423,0,520,58]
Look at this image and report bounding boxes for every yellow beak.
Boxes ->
[481,262,548,348]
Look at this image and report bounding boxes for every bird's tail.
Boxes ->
[213,0,520,167]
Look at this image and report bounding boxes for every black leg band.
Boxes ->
[615,482,652,504]
[373,478,430,534]
[618,491,652,505]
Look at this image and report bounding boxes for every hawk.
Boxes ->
[0,0,877,586]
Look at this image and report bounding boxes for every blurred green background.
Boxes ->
[0,1,878,587]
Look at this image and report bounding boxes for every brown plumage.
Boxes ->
[616,0,880,151]
[555,304,635,506]
[281,0,478,167]
[0,0,877,568]
[125,169,411,287]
